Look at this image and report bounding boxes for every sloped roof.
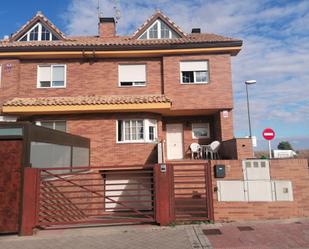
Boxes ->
[3,95,171,107]
[10,11,66,41]
[0,33,241,49]
[132,10,187,39]
[0,11,242,53]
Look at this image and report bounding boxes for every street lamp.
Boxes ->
[245,80,256,138]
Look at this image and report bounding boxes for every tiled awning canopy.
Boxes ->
[2,95,172,115]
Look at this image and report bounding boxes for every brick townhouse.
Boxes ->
[0,10,252,166]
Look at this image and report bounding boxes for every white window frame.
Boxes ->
[180,61,209,84]
[35,120,67,132]
[138,19,179,40]
[37,64,67,88]
[116,119,157,143]
[118,64,146,87]
[18,22,57,41]
[192,123,210,139]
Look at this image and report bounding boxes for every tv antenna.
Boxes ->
[97,0,103,18]
[112,0,121,22]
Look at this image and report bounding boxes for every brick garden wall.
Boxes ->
[210,159,309,222]
[221,138,253,159]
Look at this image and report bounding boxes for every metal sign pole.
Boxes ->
[268,140,272,159]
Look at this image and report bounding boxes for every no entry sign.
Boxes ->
[263,128,275,140]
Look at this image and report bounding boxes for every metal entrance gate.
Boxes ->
[37,166,155,228]
[20,163,214,235]
[171,163,213,222]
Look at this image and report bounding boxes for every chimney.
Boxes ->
[99,17,116,38]
[191,28,201,34]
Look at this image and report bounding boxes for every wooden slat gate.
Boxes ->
[171,163,213,222]
[36,165,155,229]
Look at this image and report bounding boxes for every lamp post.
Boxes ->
[245,80,256,138]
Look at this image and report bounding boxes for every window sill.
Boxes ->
[37,86,66,89]
[118,85,147,88]
[180,82,209,85]
[116,141,158,144]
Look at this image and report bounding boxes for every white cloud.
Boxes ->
[62,0,309,148]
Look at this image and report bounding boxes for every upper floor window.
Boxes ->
[180,61,209,84]
[18,22,59,41]
[118,64,146,87]
[117,119,157,143]
[138,19,181,40]
[37,65,66,88]
[35,120,67,132]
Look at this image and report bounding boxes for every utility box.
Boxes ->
[217,180,246,201]
[242,160,270,180]
[273,181,293,201]
[214,164,225,178]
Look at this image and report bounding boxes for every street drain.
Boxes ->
[203,229,222,235]
[237,226,254,231]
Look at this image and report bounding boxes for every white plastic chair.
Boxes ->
[207,141,220,159]
[190,143,201,159]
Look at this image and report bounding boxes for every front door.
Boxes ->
[166,123,183,160]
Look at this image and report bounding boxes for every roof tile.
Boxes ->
[0,33,241,49]
[4,95,172,107]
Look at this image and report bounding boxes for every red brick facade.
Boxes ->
[0,55,232,110]
[67,113,162,166]
[221,138,253,159]
[0,51,243,164]
[0,12,249,165]
[163,54,233,110]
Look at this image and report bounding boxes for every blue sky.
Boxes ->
[0,0,308,150]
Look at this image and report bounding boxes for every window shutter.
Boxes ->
[119,65,146,83]
[52,66,65,82]
[39,66,51,82]
[180,61,208,71]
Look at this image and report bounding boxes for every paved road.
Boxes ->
[1,219,309,249]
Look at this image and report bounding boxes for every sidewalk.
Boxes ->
[0,224,211,249]
[204,218,309,249]
[1,218,309,249]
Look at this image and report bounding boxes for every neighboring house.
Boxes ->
[0,11,252,165]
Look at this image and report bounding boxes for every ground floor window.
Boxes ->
[35,120,67,132]
[117,119,157,143]
[192,123,210,139]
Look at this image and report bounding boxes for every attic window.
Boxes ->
[18,22,59,41]
[138,19,181,40]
